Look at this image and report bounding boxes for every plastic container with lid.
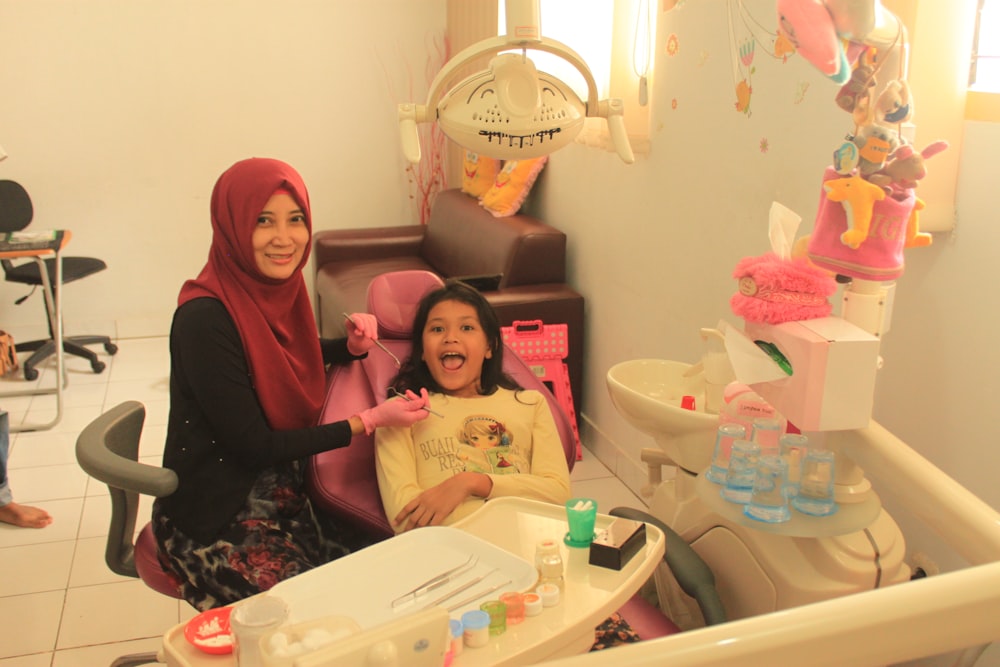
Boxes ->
[537,582,561,607]
[461,610,491,648]
[499,592,526,624]
[523,592,543,617]
[449,618,464,657]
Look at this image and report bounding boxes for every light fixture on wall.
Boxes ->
[398,0,635,164]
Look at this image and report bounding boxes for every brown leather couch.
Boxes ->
[312,188,585,405]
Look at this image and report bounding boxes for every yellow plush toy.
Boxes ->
[479,155,548,217]
[461,150,501,198]
[821,172,886,249]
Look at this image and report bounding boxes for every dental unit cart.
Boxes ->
[158,497,665,666]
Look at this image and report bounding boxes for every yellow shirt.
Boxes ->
[375,388,572,532]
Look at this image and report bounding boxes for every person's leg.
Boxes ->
[0,410,52,529]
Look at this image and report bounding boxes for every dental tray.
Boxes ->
[269,525,537,627]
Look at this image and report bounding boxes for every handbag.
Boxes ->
[0,331,19,376]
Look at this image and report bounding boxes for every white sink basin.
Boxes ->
[606,359,719,473]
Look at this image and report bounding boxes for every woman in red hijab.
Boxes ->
[153,158,428,610]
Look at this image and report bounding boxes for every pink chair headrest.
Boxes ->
[367,270,445,339]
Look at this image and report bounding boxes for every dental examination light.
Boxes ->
[398,0,635,164]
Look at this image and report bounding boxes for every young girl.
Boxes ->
[375,280,571,533]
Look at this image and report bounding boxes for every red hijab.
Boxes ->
[179,157,324,430]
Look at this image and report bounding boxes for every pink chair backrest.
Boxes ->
[307,270,576,539]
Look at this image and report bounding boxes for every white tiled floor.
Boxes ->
[0,337,640,666]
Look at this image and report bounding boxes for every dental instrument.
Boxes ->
[445,579,514,613]
[390,554,479,608]
[421,568,501,611]
[388,386,444,418]
[342,312,401,368]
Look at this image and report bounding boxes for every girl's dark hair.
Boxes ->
[389,280,522,396]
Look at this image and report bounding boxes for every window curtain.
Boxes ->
[445,0,499,186]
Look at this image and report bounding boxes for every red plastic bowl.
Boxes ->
[184,607,234,655]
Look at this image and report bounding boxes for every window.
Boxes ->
[970,0,1000,91]
[498,0,615,99]
[967,0,1000,122]
[497,0,655,154]
[881,0,980,231]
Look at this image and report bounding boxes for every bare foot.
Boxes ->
[0,502,53,528]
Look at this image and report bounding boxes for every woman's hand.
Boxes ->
[357,389,431,435]
[345,312,378,356]
[393,472,493,531]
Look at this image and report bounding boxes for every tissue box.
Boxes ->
[744,317,879,431]
[589,519,646,571]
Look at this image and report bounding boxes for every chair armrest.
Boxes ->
[313,226,426,268]
[422,189,567,286]
[610,506,727,626]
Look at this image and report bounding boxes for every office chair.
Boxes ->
[307,269,577,540]
[76,400,183,667]
[0,179,118,381]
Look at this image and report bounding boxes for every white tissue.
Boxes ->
[767,201,802,260]
[723,325,789,385]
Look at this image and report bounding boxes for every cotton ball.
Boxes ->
[301,628,336,651]
[268,632,290,651]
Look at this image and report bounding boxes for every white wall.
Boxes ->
[0,0,446,340]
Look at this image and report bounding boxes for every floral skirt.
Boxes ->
[154,461,373,611]
[591,612,642,650]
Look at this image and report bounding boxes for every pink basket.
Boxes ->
[807,166,917,281]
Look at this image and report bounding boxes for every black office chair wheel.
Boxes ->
[104,342,119,355]
[91,359,106,374]
[23,366,38,381]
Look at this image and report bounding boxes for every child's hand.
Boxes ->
[393,473,493,531]
[345,312,378,356]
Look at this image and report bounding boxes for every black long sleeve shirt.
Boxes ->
[155,297,358,543]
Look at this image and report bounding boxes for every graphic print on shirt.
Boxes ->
[456,414,527,475]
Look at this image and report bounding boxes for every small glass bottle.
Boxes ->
[534,539,561,576]
[537,554,565,594]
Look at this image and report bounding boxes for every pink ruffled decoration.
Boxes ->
[730,252,837,324]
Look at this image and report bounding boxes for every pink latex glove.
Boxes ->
[345,312,378,356]
[358,389,431,435]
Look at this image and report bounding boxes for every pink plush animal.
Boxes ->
[870,141,949,190]
[777,0,850,83]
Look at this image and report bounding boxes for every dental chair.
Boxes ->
[76,400,183,667]
[306,269,726,641]
[307,269,577,539]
